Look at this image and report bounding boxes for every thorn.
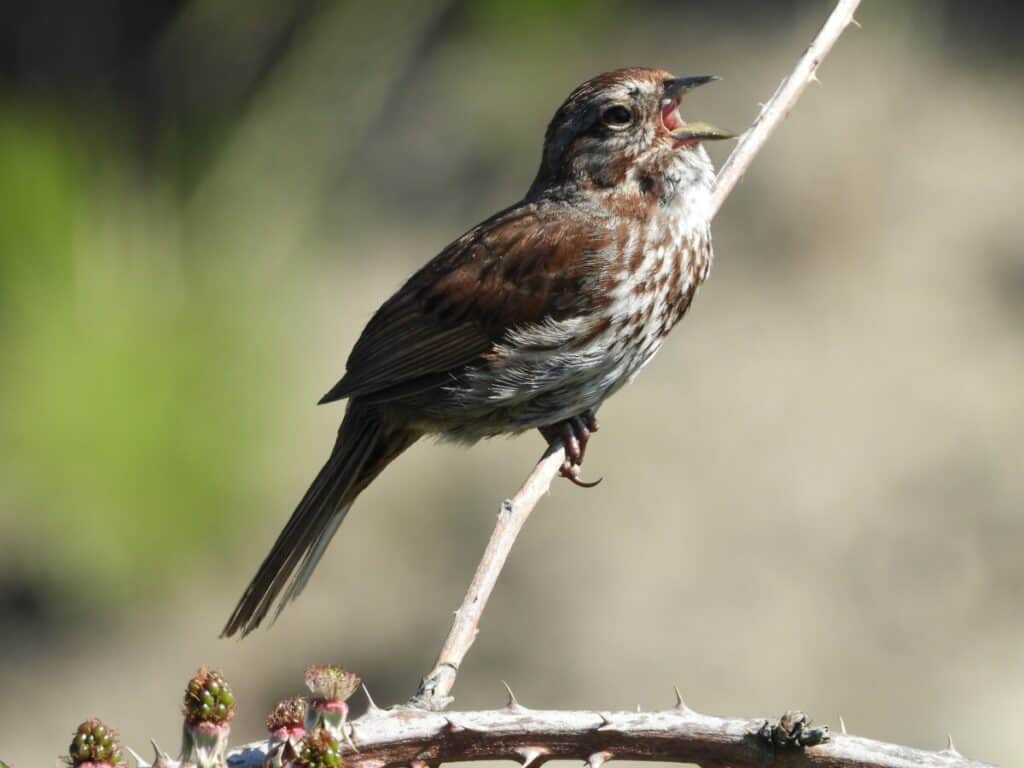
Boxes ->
[502,680,525,710]
[672,685,691,712]
[808,72,821,85]
[124,746,149,768]
[362,683,381,714]
[945,734,961,756]
[515,747,546,768]
[850,16,862,29]
[443,716,465,734]
[144,740,175,768]
[596,713,616,732]
[839,716,847,735]
[587,751,613,768]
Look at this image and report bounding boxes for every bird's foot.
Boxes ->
[539,411,602,488]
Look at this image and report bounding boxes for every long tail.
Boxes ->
[222,402,417,637]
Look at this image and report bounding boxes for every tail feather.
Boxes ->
[222,404,415,637]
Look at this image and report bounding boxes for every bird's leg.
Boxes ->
[538,410,602,488]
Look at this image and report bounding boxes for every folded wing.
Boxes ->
[320,203,610,405]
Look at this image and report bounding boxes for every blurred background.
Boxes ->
[1,0,1022,765]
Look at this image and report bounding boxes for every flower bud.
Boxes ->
[263,696,307,768]
[66,718,126,768]
[294,728,342,768]
[180,667,235,768]
[303,666,360,740]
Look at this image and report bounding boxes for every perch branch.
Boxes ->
[223,700,995,768]
[409,446,566,708]
[409,0,863,709]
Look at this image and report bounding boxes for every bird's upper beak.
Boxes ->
[662,75,736,144]
[664,75,720,100]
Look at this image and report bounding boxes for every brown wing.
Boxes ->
[319,202,610,404]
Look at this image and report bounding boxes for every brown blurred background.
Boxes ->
[1,1,1022,765]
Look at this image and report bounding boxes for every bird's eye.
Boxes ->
[601,105,633,129]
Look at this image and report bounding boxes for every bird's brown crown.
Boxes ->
[529,67,732,196]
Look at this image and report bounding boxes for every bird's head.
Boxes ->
[529,67,733,199]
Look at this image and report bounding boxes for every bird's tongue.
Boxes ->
[661,101,684,131]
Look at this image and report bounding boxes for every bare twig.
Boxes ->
[409,446,565,708]
[409,0,862,709]
[710,0,862,217]
[223,700,995,768]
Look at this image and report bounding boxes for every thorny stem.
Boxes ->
[223,702,996,768]
[409,0,864,710]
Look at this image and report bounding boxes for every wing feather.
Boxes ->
[320,202,611,404]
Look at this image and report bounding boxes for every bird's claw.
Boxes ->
[541,410,602,489]
[561,463,603,488]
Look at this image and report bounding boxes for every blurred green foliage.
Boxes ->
[0,107,266,603]
[465,0,617,28]
[0,0,468,614]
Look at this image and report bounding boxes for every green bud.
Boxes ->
[182,667,236,726]
[295,728,342,768]
[65,719,125,767]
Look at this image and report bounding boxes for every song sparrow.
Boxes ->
[223,67,733,637]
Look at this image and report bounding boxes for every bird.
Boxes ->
[223,67,733,637]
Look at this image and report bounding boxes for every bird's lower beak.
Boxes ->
[670,121,737,143]
[661,75,735,145]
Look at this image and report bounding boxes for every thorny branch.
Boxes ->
[411,0,865,711]
[219,691,996,768]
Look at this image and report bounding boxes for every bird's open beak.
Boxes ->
[662,75,736,144]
